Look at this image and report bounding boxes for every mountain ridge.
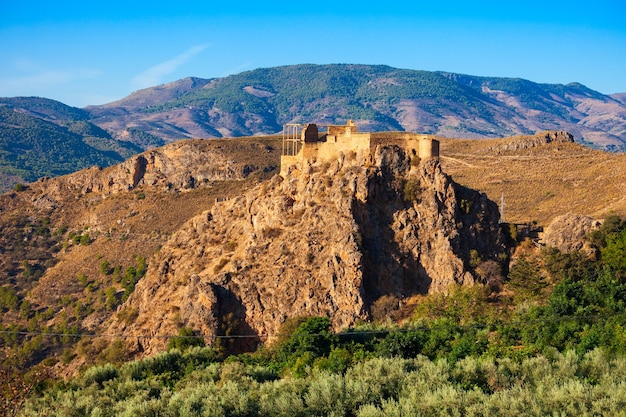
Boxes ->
[87,64,626,150]
[2,64,626,192]
[0,98,141,190]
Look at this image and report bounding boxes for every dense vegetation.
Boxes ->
[18,347,626,416]
[8,215,626,416]
[0,100,140,191]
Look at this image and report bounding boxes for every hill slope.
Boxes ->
[437,131,626,225]
[0,98,141,190]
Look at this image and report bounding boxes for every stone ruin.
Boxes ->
[280,120,439,176]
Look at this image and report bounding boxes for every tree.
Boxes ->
[588,215,624,248]
[274,317,337,370]
[105,286,118,311]
[100,260,112,276]
[168,327,205,351]
[507,255,547,302]
[0,286,18,311]
[79,233,91,245]
[601,228,626,277]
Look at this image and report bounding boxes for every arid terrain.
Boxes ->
[437,132,626,225]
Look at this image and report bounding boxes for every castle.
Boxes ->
[280,120,439,176]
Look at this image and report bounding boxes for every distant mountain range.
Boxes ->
[0,97,140,190]
[1,64,626,190]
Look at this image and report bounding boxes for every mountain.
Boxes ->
[0,97,141,190]
[611,92,626,106]
[88,64,626,151]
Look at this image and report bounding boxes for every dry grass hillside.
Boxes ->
[0,137,282,338]
[434,134,626,225]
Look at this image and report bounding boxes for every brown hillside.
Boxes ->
[0,137,281,338]
[433,132,626,225]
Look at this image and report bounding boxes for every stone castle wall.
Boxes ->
[280,123,439,176]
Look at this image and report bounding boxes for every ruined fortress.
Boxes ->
[280,120,439,176]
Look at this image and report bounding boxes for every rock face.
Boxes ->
[542,213,601,254]
[109,146,505,355]
[488,131,574,152]
[28,138,279,206]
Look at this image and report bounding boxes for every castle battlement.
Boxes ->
[280,120,439,176]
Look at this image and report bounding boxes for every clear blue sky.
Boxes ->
[1,0,624,108]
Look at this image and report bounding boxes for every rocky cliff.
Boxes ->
[31,138,279,202]
[109,145,505,355]
[542,213,601,255]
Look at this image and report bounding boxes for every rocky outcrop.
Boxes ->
[109,146,505,355]
[27,139,279,209]
[542,213,601,255]
[488,131,574,152]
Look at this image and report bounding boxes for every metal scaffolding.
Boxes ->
[282,124,303,156]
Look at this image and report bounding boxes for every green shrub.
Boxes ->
[100,260,112,276]
[81,363,119,387]
[506,255,548,302]
[77,272,89,287]
[588,214,624,248]
[0,286,19,311]
[601,228,626,277]
[314,347,352,374]
[168,327,205,351]
[19,300,32,319]
[257,378,307,417]
[376,328,427,359]
[105,286,118,311]
[79,233,91,245]
[278,317,335,361]
[167,382,224,417]
[304,372,348,416]
[402,180,420,201]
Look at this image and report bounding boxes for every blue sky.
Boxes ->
[1,1,624,108]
